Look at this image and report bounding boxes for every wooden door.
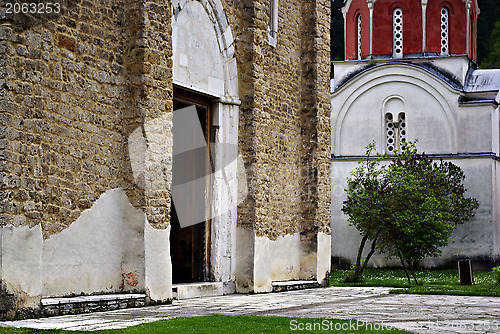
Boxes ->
[170,88,212,283]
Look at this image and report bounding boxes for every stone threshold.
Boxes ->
[271,280,320,292]
[41,294,146,316]
[172,282,224,300]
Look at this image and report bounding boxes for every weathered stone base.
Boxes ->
[236,227,331,293]
[41,294,148,317]
[0,189,173,317]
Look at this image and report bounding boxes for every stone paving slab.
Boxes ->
[1,287,499,333]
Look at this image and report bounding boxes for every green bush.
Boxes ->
[492,266,500,285]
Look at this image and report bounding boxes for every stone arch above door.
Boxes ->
[171,0,238,99]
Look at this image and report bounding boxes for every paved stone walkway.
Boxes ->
[1,287,499,333]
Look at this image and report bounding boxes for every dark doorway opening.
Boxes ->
[170,88,213,284]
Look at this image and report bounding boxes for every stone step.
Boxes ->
[41,294,146,316]
[271,280,320,292]
[172,282,224,300]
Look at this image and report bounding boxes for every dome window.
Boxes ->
[393,8,403,58]
[357,14,362,60]
[441,7,449,55]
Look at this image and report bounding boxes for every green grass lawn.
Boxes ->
[330,268,500,296]
[0,315,409,333]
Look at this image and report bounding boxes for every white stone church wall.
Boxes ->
[331,62,500,267]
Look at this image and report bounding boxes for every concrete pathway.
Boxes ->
[1,287,499,333]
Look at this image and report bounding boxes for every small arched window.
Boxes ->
[440,7,449,55]
[393,8,403,58]
[384,98,406,153]
[356,14,362,60]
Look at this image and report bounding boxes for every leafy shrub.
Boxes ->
[492,266,500,285]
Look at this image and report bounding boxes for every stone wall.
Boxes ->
[0,0,174,313]
[0,0,331,252]
[233,0,331,291]
[0,0,173,237]
[121,0,173,229]
[234,0,331,240]
[0,0,332,311]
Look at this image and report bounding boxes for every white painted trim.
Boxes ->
[343,6,347,58]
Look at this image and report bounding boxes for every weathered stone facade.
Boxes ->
[222,1,331,240]
[1,0,173,235]
[0,0,331,316]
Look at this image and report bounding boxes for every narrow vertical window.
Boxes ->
[386,113,395,153]
[356,14,362,60]
[386,112,406,153]
[268,0,278,47]
[440,7,449,55]
[398,113,406,145]
[393,8,403,58]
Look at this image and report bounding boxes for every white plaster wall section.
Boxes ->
[235,226,255,293]
[401,83,455,153]
[269,233,301,281]
[442,159,494,258]
[317,232,331,284]
[425,56,472,85]
[144,223,172,302]
[331,159,497,266]
[172,1,224,95]
[333,64,460,155]
[42,188,146,297]
[230,105,240,286]
[343,67,459,152]
[492,105,500,156]
[118,193,146,293]
[330,160,363,261]
[210,212,230,282]
[0,224,42,307]
[210,113,229,281]
[455,105,493,153]
[300,238,318,280]
[335,86,386,155]
[253,235,272,292]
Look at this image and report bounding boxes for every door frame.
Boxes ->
[172,86,213,282]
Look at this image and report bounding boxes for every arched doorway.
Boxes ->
[170,0,239,292]
[170,88,213,283]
